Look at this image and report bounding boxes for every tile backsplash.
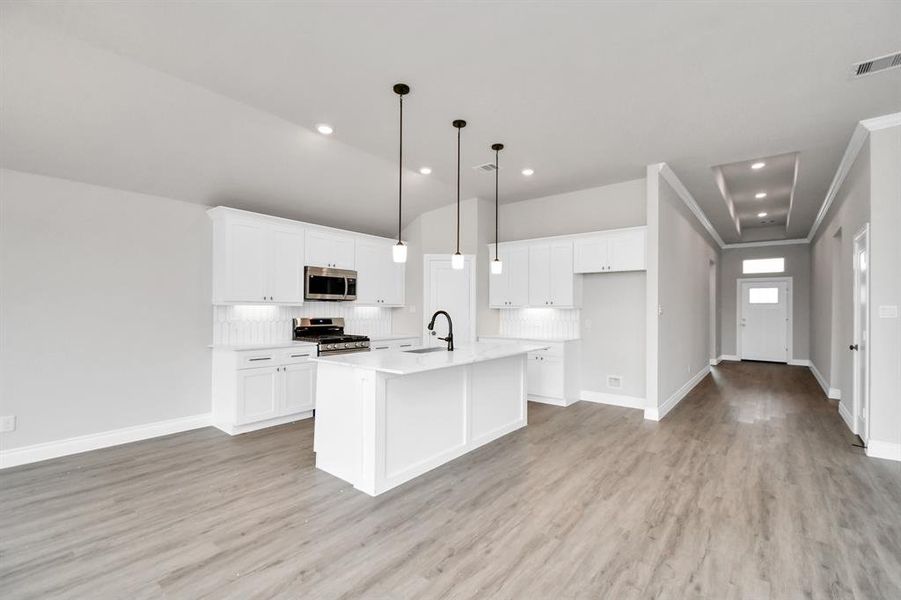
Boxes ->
[213,303,393,346]
[498,308,580,340]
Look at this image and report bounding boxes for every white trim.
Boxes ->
[644,365,710,421]
[709,357,720,366]
[865,440,901,462]
[810,362,828,393]
[851,223,871,444]
[860,111,901,131]
[788,359,811,367]
[657,163,726,248]
[829,387,841,400]
[838,401,856,434]
[807,123,869,242]
[492,224,647,247]
[0,413,212,469]
[718,354,740,362]
[722,239,809,250]
[736,277,793,362]
[214,411,312,436]
[579,390,645,410]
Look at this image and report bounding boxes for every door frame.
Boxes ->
[852,223,870,441]
[422,254,477,345]
[736,276,793,362]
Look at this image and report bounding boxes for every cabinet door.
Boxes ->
[382,258,405,305]
[527,353,564,399]
[236,367,280,425]
[305,230,355,270]
[282,362,316,414]
[506,246,530,307]
[609,229,646,272]
[528,245,551,306]
[573,235,610,273]
[353,238,386,304]
[548,242,574,306]
[226,220,268,302]
[268,224,305,303]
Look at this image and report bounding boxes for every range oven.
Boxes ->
[304,266,357,301]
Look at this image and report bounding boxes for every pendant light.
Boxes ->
[392,83,410,263]
[490,143,504,275]
[451,119,466,269]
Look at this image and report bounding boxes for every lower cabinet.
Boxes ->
[213,346,317,434]
[369,337,420,351]
[480,337,580,406]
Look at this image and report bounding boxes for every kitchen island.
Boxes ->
[311,342,548,496]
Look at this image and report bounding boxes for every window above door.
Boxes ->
[742,257,785,274]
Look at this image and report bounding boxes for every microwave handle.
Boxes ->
[343,276,349,300]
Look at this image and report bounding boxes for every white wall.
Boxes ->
[646,165,719,418]
[0,169,212,451]
[720,243,811,360]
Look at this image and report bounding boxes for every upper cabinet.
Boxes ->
[489,245,529,308]
[488,226,646,310]
[573,227,646,273]
[354,238,405,306]
[209,207,404,306]
[211,210,305,304]
[305,229,356,270]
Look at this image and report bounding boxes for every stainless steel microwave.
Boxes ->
[304,266,357,301]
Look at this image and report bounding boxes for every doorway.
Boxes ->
[852,225,870,442]
[422,254,476,347]
[737,277,792,363]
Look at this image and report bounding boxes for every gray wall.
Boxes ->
[719,244,811,360]
[0,169,212,449]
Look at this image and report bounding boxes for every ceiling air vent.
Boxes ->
[851,51,901,79]
[472,162,498,173]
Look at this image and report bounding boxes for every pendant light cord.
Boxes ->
[456,125,461,254]
[495,148,499,261]
[397,94,403,243]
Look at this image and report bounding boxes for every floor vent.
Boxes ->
[851,51,901,79]
[472,162,498,173]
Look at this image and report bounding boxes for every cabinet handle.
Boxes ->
[290,353,310,358]
[248,357,271,362]
[375,346,389,350]
[399,344,413,348]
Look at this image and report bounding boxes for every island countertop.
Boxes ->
[311,341,549,375]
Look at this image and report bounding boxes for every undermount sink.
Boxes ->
[403,347,448,354]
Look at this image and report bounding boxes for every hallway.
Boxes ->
[2,362,900,599]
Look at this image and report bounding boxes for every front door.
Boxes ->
[852,226,870,441]
[739,280,789,362]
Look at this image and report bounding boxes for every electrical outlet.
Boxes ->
[0,415,16,433]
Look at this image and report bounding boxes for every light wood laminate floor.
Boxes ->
[2,361,900,599]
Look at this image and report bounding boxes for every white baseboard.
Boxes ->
[809,362,828,394]
[709,357,719,366]
[214,411,313,435]
[866,440,901,462]
[718,355,740,362]
[0,413,212,469]
[788,359,811,367]
[828,388,841,400]
[838,402,856,434]
[644,365,711,421]
[579,390,645,410]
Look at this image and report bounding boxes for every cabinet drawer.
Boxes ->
[279,348,316,364]
[237,351,279,369]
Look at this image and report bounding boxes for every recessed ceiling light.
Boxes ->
[755,192,767,199]
[316,124,334,135]
[419,167,432,175]
[757,212,768,217]
[521,168,534,176]
[751,162,765,170]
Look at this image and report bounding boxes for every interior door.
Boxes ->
[852,228,869,441]
[739,281,789,362]
[425,256,474,347]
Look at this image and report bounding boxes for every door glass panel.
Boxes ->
[748,287,779,304]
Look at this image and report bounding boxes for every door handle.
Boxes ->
[849,344,859,351]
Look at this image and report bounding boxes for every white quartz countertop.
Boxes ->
[311,342,549,375]
[368,334,421,341]
[209,341,318,352]
[478,335,580,343]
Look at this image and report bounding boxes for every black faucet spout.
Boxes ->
[427,310,454,351]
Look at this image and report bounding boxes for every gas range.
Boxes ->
[293,317,370,356]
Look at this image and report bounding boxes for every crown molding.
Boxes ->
[722,238,809,250]
[657,163,726,248]
[860,111,901,132]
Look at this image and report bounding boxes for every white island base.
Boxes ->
[313,343,544,496]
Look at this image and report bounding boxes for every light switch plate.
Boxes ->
[0,415,15,433]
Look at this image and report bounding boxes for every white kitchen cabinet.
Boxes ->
[354,238,405,306]
[305,229,356,270]
[210,209,305,304]
[489,245,529,308]
[528,241,579,307]
[480,337,581,406]
[573,227,646,273]
[369,337,419,351]
[213,345,318,435]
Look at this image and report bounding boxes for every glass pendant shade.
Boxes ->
[491,258,503,274]
[392,241,407,263]
[451,252,464,270]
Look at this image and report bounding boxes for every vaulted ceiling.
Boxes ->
[2,1,899,240]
